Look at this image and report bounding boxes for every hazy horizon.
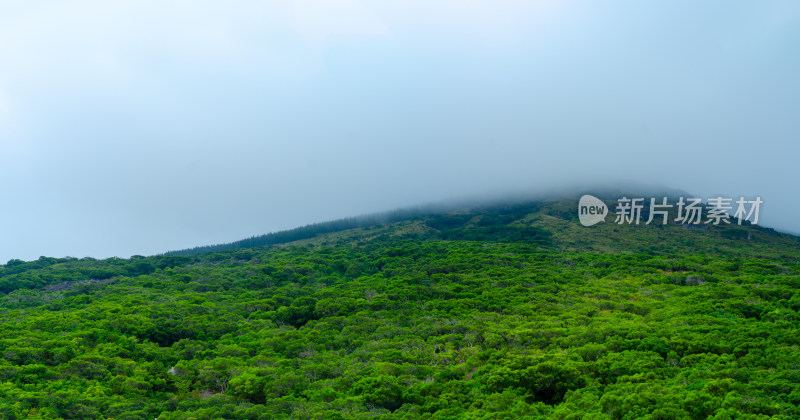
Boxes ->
[1,1,798,262]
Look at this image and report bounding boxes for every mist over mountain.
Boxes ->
[1,1,798,262]
[1,2,799,417]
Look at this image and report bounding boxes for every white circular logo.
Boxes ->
[578,195,608,226]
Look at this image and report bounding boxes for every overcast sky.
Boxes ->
[0,1,798,262]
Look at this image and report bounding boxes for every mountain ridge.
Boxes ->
[163,192,799,260]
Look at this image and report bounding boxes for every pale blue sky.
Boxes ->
[0,1,798,261]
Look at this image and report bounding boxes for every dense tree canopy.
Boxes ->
[0,199,798,418]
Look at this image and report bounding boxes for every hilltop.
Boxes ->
[164,194,798,259]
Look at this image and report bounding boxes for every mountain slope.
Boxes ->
[167,195,798,259]
[0,194,798,419]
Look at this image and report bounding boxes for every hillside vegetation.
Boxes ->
[0,198,799,419]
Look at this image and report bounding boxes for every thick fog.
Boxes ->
[0,1,798,262]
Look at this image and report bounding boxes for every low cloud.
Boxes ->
[0,1,797,261]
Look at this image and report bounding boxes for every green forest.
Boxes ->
[0,198,799,419]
